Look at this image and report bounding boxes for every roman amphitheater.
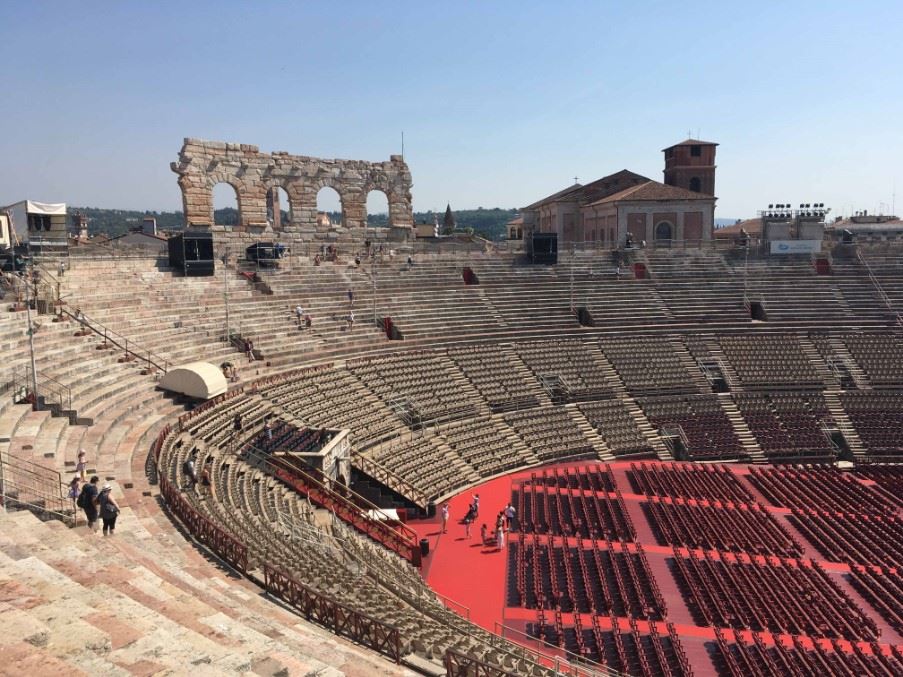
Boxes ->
[2,142,903,677]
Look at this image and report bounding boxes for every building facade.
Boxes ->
[663,138,718,196]
[521,139,718,246]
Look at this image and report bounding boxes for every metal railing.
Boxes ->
[262,563,403,662]
[857,250,896,314]
[493,621,618,677]
[0,452,75,525]
[8,365,72,413]
[59,307,170,374]
[351,450,430,510]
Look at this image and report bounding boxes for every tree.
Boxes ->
[443,203,456,235]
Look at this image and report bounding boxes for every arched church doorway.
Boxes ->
[655,221,673,245]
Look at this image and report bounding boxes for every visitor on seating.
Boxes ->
[183,452,199,492]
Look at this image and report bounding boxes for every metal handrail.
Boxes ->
[0,452,75,525]
[17,365,72,411]
[59,307,169,374]
[350,450,429,510]
[493,621,618,677]
[857,250,895,313]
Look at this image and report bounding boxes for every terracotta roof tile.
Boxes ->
[662,138,719,150]
[589,181,715,206]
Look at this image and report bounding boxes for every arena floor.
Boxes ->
[409,460,903,675]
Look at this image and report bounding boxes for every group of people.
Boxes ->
[181,450,213,497]
[294,304,313,329]
[440,493,517,550]
[221,362,240,382]
[68,449,121,536]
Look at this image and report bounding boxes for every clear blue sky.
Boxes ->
[1,0,901,220]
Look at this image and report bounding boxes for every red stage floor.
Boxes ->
[407,460,903,675]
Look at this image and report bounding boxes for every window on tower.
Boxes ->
[691,145,702,157]
[689,177,702,192]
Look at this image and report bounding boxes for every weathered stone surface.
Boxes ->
[171,138,414,241]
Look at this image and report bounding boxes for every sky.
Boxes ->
[1,0,901,220]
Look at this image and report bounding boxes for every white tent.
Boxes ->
[159,362,228,400]
[3,200,67,242]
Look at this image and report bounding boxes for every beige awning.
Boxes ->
[159,361,228,400]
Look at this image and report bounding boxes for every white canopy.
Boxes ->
[21,200,66,215]
[159,361,228,400]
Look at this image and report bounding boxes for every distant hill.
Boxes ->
[70,206,520,240]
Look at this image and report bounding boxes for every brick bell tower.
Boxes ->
[662,138,718,195]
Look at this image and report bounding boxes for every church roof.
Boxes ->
[523,169,650,210]
[522,183,583,211]
[662,138,719,150]
[589,181,715,206]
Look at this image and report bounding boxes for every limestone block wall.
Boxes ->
[171,138,414,240]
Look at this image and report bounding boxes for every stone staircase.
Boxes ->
[822,391,869,462]
[827,336,871,389]
[584,343,671,460]
[670,337,713,393]
[797,335,841,389]
[566,405,616,461]
[717,393,767,464]
[0,508,408,676]
[701,336,743,391]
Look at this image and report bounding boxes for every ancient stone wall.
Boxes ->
[171,138,414,240]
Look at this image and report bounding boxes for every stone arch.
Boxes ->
[365,188,390,228]
[211,181,242,226]
[316,184,344,228]
[654,221,674,244]
[265,184,293,229]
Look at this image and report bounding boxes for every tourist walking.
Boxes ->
[77,476,100,532]
[496,523,505,550]
[182,452,199,492]
[441,503,449,533]
[505,503,517,531]
[199,459,213,498]
[75,449,88,481]
[347,289,354,306]
[67,476,80,510]
[97,484,120,536]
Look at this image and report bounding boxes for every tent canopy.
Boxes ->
[159,361,228,400]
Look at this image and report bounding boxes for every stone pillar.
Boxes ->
[178,175,212,227]
[343,192,367,230]
[240,184,267,227]
[267,189,281,229]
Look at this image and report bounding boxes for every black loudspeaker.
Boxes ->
[530,233,558,264]
[168,230,215,276]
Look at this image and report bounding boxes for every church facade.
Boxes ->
[521,139,718,246]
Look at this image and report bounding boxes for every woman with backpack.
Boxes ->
[77,476,100,532]
[97,484,121,536]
